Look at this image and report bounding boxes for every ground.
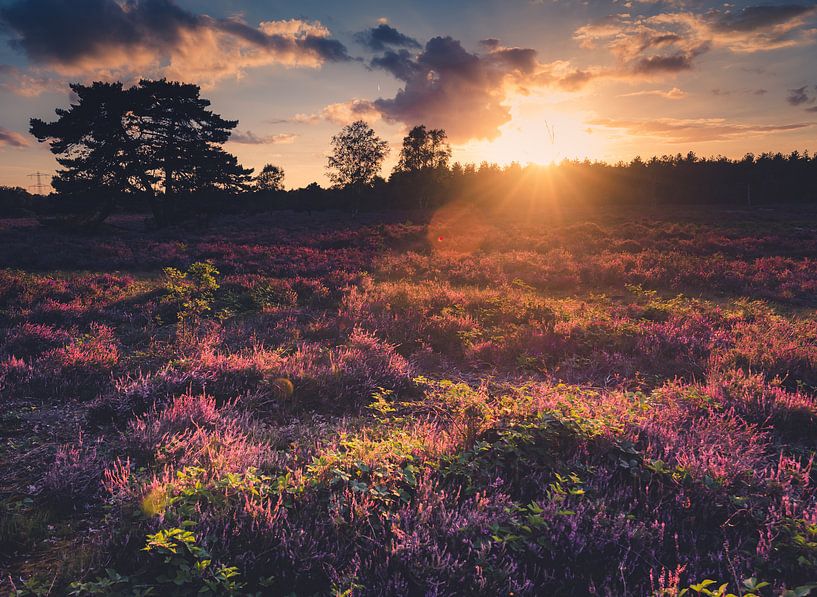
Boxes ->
[0,207,816,596]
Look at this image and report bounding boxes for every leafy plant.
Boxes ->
[68,526,244,596]
[676,577,770,597]
[161,261,220,333]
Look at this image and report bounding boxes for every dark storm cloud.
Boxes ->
[0,0,350,78]
[354,24,420,52]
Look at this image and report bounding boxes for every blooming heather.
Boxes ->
[2,211,817,595]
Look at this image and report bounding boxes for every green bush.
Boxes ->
[161,261,220,334]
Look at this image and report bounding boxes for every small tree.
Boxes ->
[255,164,285,191]
[161,261,220,335]
[393,125,451,174]
[326,120,389,189]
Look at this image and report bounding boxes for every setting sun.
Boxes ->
[458,95,605,167]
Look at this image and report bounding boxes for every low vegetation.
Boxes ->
[1,207,817,595]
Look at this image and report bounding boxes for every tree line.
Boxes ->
[11,78,817,226]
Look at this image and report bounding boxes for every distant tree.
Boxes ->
[0,185,33,216]
[326,120,389,188]
[30,79,252,227]
[255,164,285,191]
[0,185,30,200]
[393,125,451,174]
[390,125,452,209]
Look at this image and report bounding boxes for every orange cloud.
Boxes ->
[0,65,62,96]
[588,116,815,143]
[294,99,382,125]
[367,36,594,142]
[0,0,351,88]
[229,131,298,145]
[618,87,687,99]
[574,4,817,77]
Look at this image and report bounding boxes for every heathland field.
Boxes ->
[2,207,817,595]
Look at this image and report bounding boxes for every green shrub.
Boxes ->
[161,261,220,333]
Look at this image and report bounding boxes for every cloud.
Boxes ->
[574,4,817,77]
[588,116,814,143]
[0,0,351,87]
[711,87,768,96]
[369,36,554,142]
[631,50,703,74]
[229,131,297,144]
[706,4,817,52]
[546,64,610,91]
[0,127,29,147]
[301,36,614,142]
[619,86,687,99]
[787,84,817,110]
[294,99,381,125]
[369,49,420,81]
[0,64,61,96]
[787,85,813,105]
[711,4,817,34]
[354,24,420,51]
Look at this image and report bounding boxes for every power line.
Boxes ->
[27,171,50,195]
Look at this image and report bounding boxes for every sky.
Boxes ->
[0,0,816,190]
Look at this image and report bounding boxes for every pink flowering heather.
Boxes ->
[3,211,817,596]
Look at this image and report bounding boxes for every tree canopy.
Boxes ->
[393,125,451,174]
[30,82,146,199]
[326,120,389,188]
[255,164,285,192]
[30,79,253,226]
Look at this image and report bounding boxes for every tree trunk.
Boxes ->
[149,193,166,227]
[165,165,173,198]
[160,163,174,227]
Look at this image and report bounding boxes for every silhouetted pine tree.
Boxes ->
[30,79,252,227]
